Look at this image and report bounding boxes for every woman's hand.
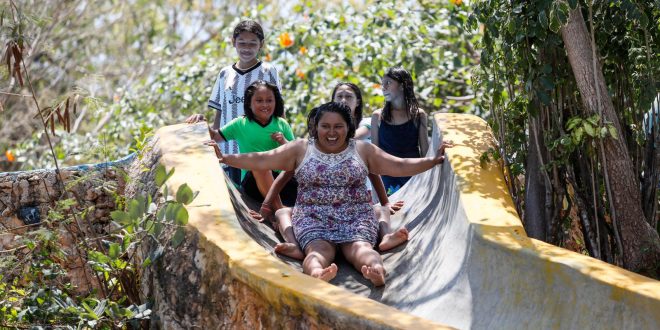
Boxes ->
[271,132,287,145]
[203,140,223,161]
[209,125,223,142]
[186,113,206,124]
[434,140,454,165]
[386,200,405,214]
[259,202,275,223]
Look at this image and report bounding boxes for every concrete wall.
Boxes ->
[142,123,450,329]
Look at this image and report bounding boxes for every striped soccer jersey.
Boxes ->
[207,61,281,155]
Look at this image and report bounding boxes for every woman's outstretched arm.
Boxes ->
[359,140,453,177]
[205,138,306,172]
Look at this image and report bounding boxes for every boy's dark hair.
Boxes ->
[233,20,265,41]
[331,82,363,127]
[312,102,356,141]
[382,66,420,125]
[244,80,284,122]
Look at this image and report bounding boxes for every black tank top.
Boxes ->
[378,119,420,158]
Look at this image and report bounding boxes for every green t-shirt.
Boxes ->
[220,116,294,179]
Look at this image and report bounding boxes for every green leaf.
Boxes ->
[176,183,194,205]
[156,207,167,222]
[574,127,584,143]
[567,117,582,131]
[110,210,131,225]
[142,257,152,267]
[174,205,189,226]
[88,251,111,264]
[584,123,596,137]
[154,165,175,187]
[568,0,578,10]
[108,243,120,260]
[549,7,561,33]
[638,13,649,28]
[539,76,554,90]
[165,203,180,222]
[82,301,99,320]
[608,125,618,140]
[587,115,599,126]
[171,228,186,248]
[154,164,167,187]
[557,1,570,25]
[537,90,551,105]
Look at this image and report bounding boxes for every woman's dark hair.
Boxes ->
[233,20,265,41]
[306,107,319,136]
[312,102,356,141]
[244,80,284,122]
[382,66,420,125]
[331,82,363,127]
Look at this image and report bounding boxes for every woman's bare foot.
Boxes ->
[310,263,338,282]
[378,227,409,251]
[274,242,305,260]
[361,264,386,286]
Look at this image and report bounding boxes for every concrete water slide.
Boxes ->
[156,113,660,329]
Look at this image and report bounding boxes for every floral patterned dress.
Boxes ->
[292,139,377,251]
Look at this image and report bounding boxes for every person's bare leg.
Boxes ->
[252,170,285,209]
[341,241,385,286]
[303,240,338,282]
[273,208,304,260]
[374,205,409,251]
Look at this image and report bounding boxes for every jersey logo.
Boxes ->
[228,96,244,104]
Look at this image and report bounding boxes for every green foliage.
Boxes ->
[2,0,480,171]
[0,162,195,328]
[266,1,480,134]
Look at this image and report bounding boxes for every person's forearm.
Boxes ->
[368,173,389,205]
[212,111,222,130]
[355,126,370,140]
[221,152,279,171]
[380,156,441,177]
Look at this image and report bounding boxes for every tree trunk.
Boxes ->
[560,7,660,276]
[525,112,548,241]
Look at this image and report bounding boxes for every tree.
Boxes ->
[560,5,659,274]
[474,0,660,277]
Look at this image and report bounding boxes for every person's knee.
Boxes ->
[275,207,292,218]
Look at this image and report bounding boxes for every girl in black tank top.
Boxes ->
[372,67,429,195]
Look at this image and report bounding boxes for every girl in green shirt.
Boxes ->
[208,80,297,210]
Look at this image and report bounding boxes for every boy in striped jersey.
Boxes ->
[187,20,281,184]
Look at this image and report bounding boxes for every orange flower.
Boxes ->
[373,83,382,90]
[278,32,294,48]
[265,53,272,62]
[5,150,15,162]
[295,69,305,79]
[299,46,307,55]
[450,0,463,5]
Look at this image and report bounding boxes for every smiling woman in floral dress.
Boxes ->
[206,102,451,286]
